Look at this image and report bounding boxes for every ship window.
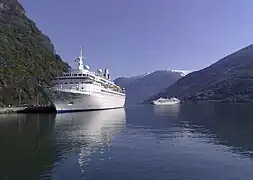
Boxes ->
[78,74,82,76]
[76,82,78,84]
[81,87,84,89]
[70,82,73,84]
[64,82,68,84]
[73,74,77,76]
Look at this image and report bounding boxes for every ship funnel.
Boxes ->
[104,68,109,79]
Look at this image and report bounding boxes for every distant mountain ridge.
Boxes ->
[137,69,191,78]
[114,69,189,104]
[144,44,253,103]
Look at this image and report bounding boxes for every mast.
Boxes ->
[77,46,84,70]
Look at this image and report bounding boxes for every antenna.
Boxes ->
[76,46,84,70]
[80,46,83,58]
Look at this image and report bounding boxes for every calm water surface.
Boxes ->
[0,104,253,180]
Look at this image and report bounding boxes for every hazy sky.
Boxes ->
[19,0,253,78]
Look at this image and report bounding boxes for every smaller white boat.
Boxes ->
[151,97,180,105]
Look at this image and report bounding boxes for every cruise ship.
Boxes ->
[45,47,126,113]
[151,97,180,105]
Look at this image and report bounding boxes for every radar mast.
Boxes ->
[76,46,84,70]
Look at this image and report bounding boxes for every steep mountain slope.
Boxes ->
[114,70,185,104]
[145,45,253,103]
[0,0,69,106]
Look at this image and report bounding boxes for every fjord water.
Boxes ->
[1,104,253,180]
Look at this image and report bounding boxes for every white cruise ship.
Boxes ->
[151,97,180,105]
[45,47,126,113]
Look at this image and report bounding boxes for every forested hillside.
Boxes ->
[0,0,69,106]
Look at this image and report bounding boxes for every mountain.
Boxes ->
[114,70,186,104]
[0,0,69,106]
[145,44,253,103]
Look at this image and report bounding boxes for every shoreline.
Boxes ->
[0,107,26,114]
[0,105,56,114]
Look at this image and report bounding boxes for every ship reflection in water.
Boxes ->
[52,108,126,178]
[152,103,180,118]
[0,109,126,180]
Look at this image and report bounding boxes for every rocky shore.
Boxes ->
[0,107,25,114]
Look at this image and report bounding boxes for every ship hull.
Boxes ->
[45,89,125,113]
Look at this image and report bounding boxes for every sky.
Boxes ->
[19,0,253,78]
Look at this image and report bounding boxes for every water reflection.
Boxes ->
[127,104,253,161]
[0,109,126,180]
[55,108,126,144]
[125,105,181,141]
[1,104,253,180]
[0,113,56,180]
[152,104,180,117]
[178,103,253,159]
[52,108,126,178]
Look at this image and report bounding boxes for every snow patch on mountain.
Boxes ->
[169,70,192,76]
[136,70,191,78]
